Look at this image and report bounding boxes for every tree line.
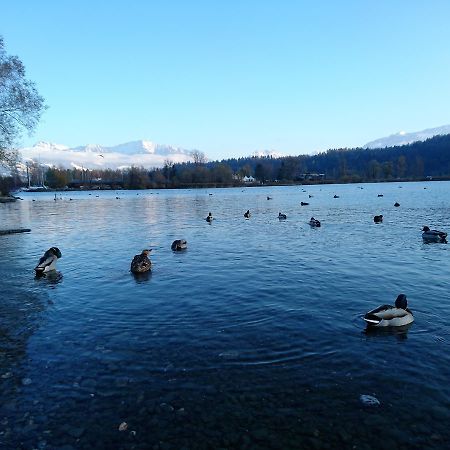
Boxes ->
[1,133,447,192]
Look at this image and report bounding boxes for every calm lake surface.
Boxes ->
[1,182,450,449]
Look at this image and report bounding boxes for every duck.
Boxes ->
[333,194,339,198]
[278,212,287,220]
[171,239,187,251]
[422,226,447,243]
[308,194,313,198]
[377,194,384,197]
[394,202,400,207]
[206,212,213,222]
[300,201,309,206]
[35,247,62,276]
[373,215,383,223]
[244,210,251,219]
[309,217,321,227]
[130,249,152,273]
[364,294,414,327]
[267,196,272,200]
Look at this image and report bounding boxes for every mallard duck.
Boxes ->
[373,215,383,223]
[278,212,287,220]
[130,249,152,273]
[301,201,309,206]
[309,217,321,227]
[244,210,251,219]
[206,212,213,222]
[35,247,62,276]
[364,294,413,327]
[422,226,447,243]
[171,239,187,251]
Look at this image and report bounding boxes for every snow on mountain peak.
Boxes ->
[18,140,194,169]
[364,124,450,149]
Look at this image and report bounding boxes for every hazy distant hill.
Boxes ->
[364,124,450,148]
[18,140,194,169]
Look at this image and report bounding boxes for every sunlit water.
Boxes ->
[1,182,450,449]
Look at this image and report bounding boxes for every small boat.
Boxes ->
[278,212,287,220]
[35,247,62,276]
[309,217,321,227]
[130,249,152,273]
[373,215,383,223]
[422,226,447,243]
[171,239,187,251]
[364,294,413,327]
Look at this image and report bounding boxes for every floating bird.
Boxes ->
[171,239,187,251]
[206,212,213,222]
[244,210,251,219]
[116,197,120,200]
[422,226,447,243]
[363,294,413,327]
[308,194,313,198]
[373,215,383,223]
[130,249,152,274]
[278,212,287,220]
[35,247,62,276]
[267,196,272,200]
[377,194,384,197]
[301,201,309,206]
[98,154,104,158]
[309,217,321,227]
[394,202,400,207]
[334,195,339,198]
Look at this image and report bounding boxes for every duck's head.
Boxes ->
[50,247,62,258]
[141,249,152,256]
[422,226,430,232]
[395,294,407,309]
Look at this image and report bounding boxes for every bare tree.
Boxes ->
[0,36,46,166]
[190,149,207,165]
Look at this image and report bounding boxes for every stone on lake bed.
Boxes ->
[22,377,32,386]
[360,394,380,407]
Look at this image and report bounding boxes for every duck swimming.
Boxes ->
[35,247,62,276]
[206,212,213,222]
[309,217,321,227]
[301,202,309,206]
[364,294,413,327]
[373,215,383,223]
[244,210,251,219]
[422,226,447,243]
[130,249,152,274]
[394,202,400,207]
[278,212,287,220]
[171,239,187,251]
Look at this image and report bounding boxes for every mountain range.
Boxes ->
[18,140,194,170]
[364,124,450,149]
[12,123,450,171]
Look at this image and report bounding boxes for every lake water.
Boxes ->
[1,181,450,449]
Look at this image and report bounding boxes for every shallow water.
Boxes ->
[1,182,450,449]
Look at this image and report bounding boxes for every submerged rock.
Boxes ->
[359,394,380,407]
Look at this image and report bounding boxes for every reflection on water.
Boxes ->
[1,182,450,449]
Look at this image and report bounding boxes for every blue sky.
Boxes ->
[2,0,450,160]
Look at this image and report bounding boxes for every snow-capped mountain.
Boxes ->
[364,124,450,149]
[18,140,194,169]
[252,149,285,158]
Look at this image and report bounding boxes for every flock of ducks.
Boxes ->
[34,189,448,330]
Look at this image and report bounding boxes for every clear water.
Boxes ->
[1,182,450,449]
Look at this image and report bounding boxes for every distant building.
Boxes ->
[242,175,256,183]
